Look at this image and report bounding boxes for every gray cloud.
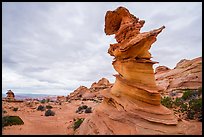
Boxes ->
[2,2,202,95]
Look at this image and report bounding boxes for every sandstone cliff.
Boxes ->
[155,57,202,96]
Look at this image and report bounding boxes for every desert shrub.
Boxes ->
[46,105,53,109]
[46,99,50,103]
[85,107,92,113]
[73,118,84,130]
[40,99,46,104]
[81,105,88,109]
[180,103,188,113]
[181,90,198,100]
[161,96,173,108]
[3,110,7,114]
[37,105,46,111]
[2,116,24,127]
[77,106,83,112]
[198,87,202,96]
[186,98,202,120]
[189,98,202,112]
[187,110,195,120]
[45,109,55,116]
[13,107,18,112]
[174,98,183,107]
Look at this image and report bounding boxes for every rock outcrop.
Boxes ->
[67,78,112,101]
[75,7,201,135]
[6,90,15,101]
[57,96,67,102]
[155,57,202,96]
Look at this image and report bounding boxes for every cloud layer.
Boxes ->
[2,2,202,95]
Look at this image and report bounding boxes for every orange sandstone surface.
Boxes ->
[2,7,202,135]
[155,57,202,95]
[74,7,202,135]
[2,100,99,135]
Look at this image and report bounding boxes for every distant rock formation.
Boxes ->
[67,78,112,101]
[6,90,15,100]
[155,57,202,96]
[75,7,201,135]
[57,96,67,102]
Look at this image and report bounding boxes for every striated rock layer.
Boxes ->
[67,78,112,101]
[155,57,202,95]
[75,7,201,135]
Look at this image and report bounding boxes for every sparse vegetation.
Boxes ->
[45,109,55,116]
[40,99,50,104]
[73,118,84,130]
[37,105,46,111]
[40,99,46,104]
[187,98,202,120]
[198,87,202,96]
[84,107,92,113]
[2,116,24,127]
[174,97,183,107]
[46,105,53,109]
[181,89,198,100]
[76,105,92,113]
[161,88,202,121]
[161,96,173,108]
[3,110,7,114]
[13,107,18,112]
[81,105,88,109]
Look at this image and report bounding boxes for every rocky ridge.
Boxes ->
[155,57,202,96]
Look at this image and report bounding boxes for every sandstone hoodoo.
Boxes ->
[6,90,15,101]
[75,7,201,135]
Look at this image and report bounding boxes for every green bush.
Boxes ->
[174,98,183,107]
[37,105,46,111]
[181,90,198,100]
[161,96,173,108]
[76,106,83,113]
[189,98,202,112]
[13,107,18,112]
[188,98,202,120]
[187,110,195,120]
[46,105,53,109]
[85,107,92,113]
[45,109,55,116]
[81,105,88,109]
[2,116,24,127]
[40,99,46,104]
[73,118,84,130]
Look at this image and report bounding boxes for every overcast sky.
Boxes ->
[2,2,202,95]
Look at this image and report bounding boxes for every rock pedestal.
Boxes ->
[6,90,15,101]
[75,7,201,135]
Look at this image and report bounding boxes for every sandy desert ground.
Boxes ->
[2,100,99,135]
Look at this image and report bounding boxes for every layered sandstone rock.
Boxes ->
[67,86,90,100]
[155,57,202,96]
[57,96,67,102]
[67,78,112,101]
[75,7,201,135]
